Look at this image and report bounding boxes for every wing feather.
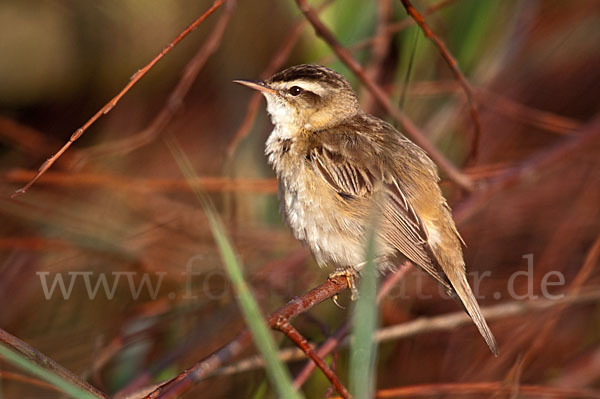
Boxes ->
[308,145,452,290]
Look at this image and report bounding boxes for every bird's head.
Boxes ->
[234,64,360,131]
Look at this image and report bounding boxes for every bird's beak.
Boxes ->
[233,79,277,94]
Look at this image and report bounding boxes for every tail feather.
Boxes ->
[447,270,498,356]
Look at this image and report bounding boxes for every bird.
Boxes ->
[234,64,498,355]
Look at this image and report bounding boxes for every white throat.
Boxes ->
[263,94,298,133]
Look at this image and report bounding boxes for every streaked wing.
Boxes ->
[310,146,373,197]
[308,146,451,289]
[383,178,451,289]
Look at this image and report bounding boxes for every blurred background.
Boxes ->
[1,0,599,397]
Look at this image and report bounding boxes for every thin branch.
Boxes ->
[225,20,304,159]
[11,0,226,198]
[206,287,600,380]
[84,0,235,160]
[399,0,482,163]
[4,169,277,194]
[142,276,349,399]
[294,321,350,390]
[0,237,71,251]
[477,87,581,135]
[0,371,63,394]
[551,346,600,388]
[518,234,600,370]
[274,319,351,399]
[0,116,83,163]
[360,0,394,113]
[461,161,513,181]
[0,328,107,398]
[387,0,458,36]
[374,288,600,344]
[295,0,474,191]
[390,81,582,136]
[294,263,412,388]
[225,0,334,158]
[319,0,458,66]
[376,381,600,398]
[454,113,600,225]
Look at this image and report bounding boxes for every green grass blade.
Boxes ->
[350,211,380,398]
[0,343,102,399]
[165,135,302,399]
[399,27,420,110]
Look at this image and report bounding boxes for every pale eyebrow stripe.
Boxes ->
[279,80,326,96]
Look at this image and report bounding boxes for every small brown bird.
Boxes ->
[234,64,498,355]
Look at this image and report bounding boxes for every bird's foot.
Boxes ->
[329,267,360,301]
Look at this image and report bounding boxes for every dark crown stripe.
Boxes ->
[268,64,345,88]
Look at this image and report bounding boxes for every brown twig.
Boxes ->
[294,320,350,390]
[225,0,333,159]
[274,318,351,399]
[0,236,72,250]
[142,276,349,399]
[462,161,512,180]
[0,116,83,164]
[294,264,412,389]
[374,288,600,344]
[225,19,304,159]
[477,87,581,135]
[387,0,457,36]
[295,0,474,191]
[0,371,63,394]
[203,287,600,381]
[4,169,277,194]
[552,346,600,388]
[399,0,482,163]
[360,0,394,113]
[115,253,308,398]
[0,328,107,398]
[10,0,226,198]
[518,234,600,371]
[390,80,582,136]
[85,0,235,160]
[454,113,600,225]
[376,381,600,398]
[319,0,458,66]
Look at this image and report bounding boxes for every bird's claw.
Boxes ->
[329,267,359,301]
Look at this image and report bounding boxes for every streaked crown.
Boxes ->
[267,64,351,90]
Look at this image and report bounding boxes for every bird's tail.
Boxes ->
[446,269,498,356]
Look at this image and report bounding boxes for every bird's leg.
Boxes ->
[329,267,360,301]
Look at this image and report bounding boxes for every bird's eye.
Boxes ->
[289,86,303,96]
